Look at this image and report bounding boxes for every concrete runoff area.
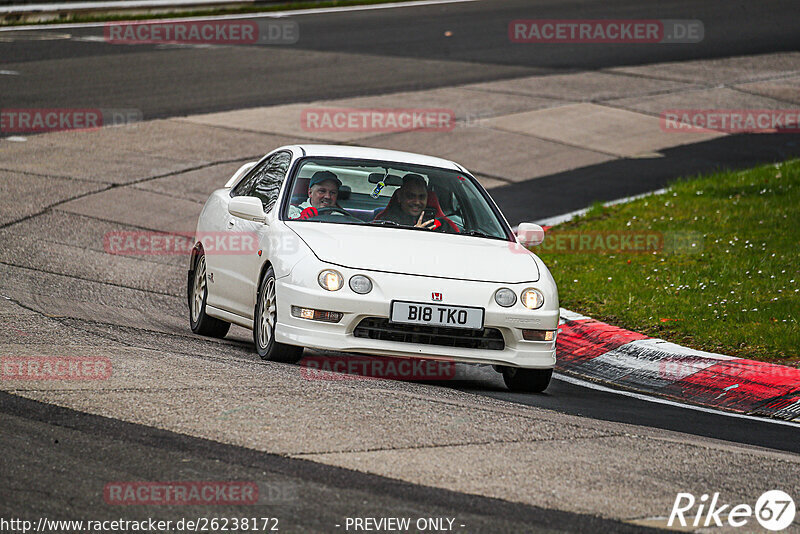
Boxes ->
[735,75,800,105]
[484,103,722,158]
[2,51,800,530]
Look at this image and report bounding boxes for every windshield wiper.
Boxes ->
[463,230,505,240]
[369,219,400,226]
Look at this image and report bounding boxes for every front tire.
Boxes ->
[254,266,303,363]
[502,367,552,393]
[189,251,231,338]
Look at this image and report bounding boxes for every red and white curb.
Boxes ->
[556,309,800,422]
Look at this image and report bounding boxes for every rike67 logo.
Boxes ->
[669,490,796,531]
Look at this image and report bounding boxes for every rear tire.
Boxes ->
[189,251,231,338]
[501,367,552,393]
[254,266,303,363]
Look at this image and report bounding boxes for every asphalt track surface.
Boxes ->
[472,374,800,454]
[0,392,656,534]
[1,0,799,531]
[2,0,800,118]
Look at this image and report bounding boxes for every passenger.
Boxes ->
[374,174,435,228]
[288,171,342,220]
[375,174,454,231]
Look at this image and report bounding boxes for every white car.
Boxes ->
[188,145,559,392]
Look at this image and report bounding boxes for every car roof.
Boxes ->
[285,144,464,171]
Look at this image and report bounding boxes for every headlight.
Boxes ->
[318,270,343,291]
[494,288,516,307]
[521,288,544,309]
[349,275,373,294]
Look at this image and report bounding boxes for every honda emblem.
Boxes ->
[431,292,442,301]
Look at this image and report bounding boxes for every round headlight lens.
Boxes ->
[318,270,343,291]
[494,288,516,307]
[521,288,545,309]
[349,275,373,294]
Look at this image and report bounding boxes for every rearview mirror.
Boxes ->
[229,196,267,223]
[368,173,403,186]
[516,223,545,247]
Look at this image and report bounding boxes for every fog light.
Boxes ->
[318,269,343,291]
[522,329,556,341]
[291,306,343,323]
[349,275,373,294]
[521,288,544,309]
[494,288,516,307]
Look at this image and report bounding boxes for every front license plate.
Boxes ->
[390,301,484,330]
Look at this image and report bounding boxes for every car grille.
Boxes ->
[353,318,505,351]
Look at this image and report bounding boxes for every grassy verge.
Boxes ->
[0,0,400,26]
[537,159,799,366]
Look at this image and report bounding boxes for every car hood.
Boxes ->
[287,222,539,283]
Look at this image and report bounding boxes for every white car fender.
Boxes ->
[264,221,314,280]
[529,252,560,314]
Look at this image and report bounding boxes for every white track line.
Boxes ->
[555,372,800,428]
[0,0,480,32]
[0,0,246,14]
[534,188,668,227]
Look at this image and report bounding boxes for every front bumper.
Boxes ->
[274,258,559,369]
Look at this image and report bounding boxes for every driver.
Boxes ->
[288,171,342,220]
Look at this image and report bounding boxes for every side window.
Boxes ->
[230,161,263,198]
[230,151,291,213]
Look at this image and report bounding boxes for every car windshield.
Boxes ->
[282,157,510,240]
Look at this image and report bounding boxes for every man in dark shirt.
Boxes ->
[375,174,441,229]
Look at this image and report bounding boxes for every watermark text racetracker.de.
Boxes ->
[301,355,456,381]
[1,517,280,533]
[1,356,111,380]
[102,231,299,256]
[661,109,800,133]
[301,108,456,133]
[104,481,258,505]
[514,230,704,255]
[104,19,298,45]
[509,19,703,43]
[0,108,142,134]
[658,358,800,382]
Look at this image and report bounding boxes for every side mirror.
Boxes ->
[229,196,267,223]
[516,222,545,247]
